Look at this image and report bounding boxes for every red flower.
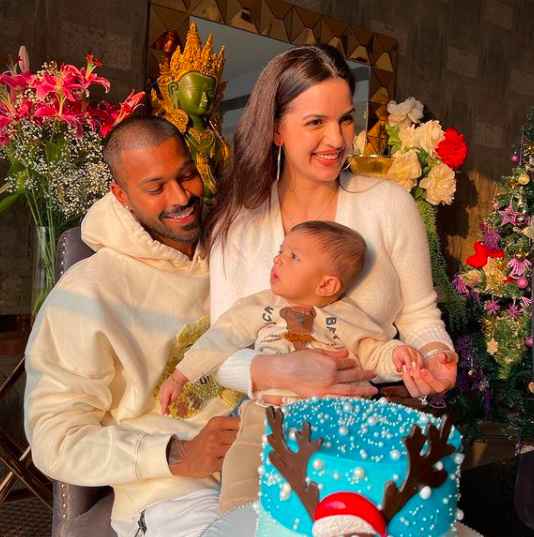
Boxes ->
[85,53,103,69]
[66,60,110,93]
[436,128,468,169]
[0,115,12,130]
[99,91,144,136]
[17,100,32,119]
[32,70,82,102]
[34,102,81,129]
[465,241,504,268]
[0,71,32,90]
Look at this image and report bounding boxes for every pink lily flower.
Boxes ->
[17,99,32,119]
[34,102,81,128]
[77,53,110,93]
[0,115,12,129]
[32,68,82,102]
[114,90,144,124]
[17,46,30,73]
[99,91,144,136]
[78,69,111,93]
[0,71,32,90]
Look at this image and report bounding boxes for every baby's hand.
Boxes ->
[392,345,424,376]
[159,370,188,416]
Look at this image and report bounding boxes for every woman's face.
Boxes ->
[275,78,354,184]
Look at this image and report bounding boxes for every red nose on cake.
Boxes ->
[312,492,387,537]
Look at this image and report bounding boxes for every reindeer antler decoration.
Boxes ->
[266,406,322,519]
[381,415,455,522]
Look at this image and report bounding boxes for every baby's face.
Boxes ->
[270,231,332,304]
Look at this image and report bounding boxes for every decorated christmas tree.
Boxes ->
[452,108,534,439]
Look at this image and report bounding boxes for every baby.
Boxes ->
[160,221,425,511]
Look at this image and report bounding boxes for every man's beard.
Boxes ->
[136,196,202,245]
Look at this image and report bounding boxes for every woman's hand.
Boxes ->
[251,349,378,398]
[400,351,457,398]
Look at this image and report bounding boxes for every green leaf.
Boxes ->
[413,186,425,201]
[8,158,25,176]
[385,124,401,153]
[45,140,60,162]
[0,191,23,215]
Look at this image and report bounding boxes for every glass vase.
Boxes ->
[31,225,56,317]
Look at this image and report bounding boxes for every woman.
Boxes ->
[213,44,456,405]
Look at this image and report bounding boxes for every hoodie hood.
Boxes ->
[82,192,207,274]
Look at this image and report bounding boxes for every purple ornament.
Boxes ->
[526,336,534,348]
[512,153,520,164]
[517,277,529,289]
[507,258,531,278]
[485,299,501,315]
[508,303,522,319]
[499,201,521,226]
[484,232,501,250]
[453,275,470,296]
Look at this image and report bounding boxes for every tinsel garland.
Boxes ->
[483,312,531,380]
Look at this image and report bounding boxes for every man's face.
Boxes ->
[111,137,204,256]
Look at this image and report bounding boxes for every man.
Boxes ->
[24,117,375,537]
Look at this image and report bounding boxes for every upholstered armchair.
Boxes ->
[52,227,116,537]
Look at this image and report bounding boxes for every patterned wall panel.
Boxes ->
[148,0,398,154]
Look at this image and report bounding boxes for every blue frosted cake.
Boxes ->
[256,397,463,537]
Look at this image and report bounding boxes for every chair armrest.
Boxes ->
[52,481,114,537]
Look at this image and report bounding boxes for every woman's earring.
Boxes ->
[276,144,282,181]
[343,153,354,170]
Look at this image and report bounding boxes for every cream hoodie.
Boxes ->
[24,193,232,522]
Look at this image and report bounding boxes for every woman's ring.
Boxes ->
[418,395,428,406]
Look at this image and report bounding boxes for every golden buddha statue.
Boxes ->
[151,22,230,201]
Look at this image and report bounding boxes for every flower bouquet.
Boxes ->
[0,47,144,314]
[353,98,469,330]
[384,97,468,206]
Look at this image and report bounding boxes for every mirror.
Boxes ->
[193,17,370,140]
[147,1,397,153]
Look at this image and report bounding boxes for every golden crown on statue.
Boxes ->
[158,22,225,86]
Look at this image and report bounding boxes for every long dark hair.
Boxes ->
[203,44,355,253]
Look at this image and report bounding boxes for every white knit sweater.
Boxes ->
[214,173,453,393]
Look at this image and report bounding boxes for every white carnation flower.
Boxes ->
[419,162,456,205]
[387,97,424,128]
[415,120,445,156]
[398,125,418,150]
[387,150,421,191]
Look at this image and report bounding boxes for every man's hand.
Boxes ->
[167,416,240,478]
[159,369,188,415]
[251,349,378,398]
